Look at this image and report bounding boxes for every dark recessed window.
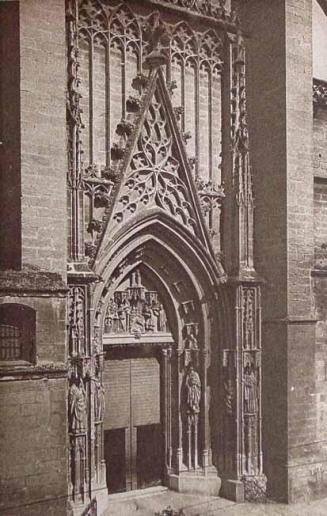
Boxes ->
[0,304,36,365]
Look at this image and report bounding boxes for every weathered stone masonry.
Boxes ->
[0,0,327,514]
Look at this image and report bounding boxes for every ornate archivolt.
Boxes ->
[94,238,214,478]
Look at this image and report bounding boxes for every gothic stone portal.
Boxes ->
[97,262,220,496]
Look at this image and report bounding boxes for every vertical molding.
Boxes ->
[105,40,111,168]
[219,29,266,502]
[67,0,84,262]
[209,69,213,180]
[89,36,94,165]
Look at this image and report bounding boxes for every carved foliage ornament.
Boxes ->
[151,0,236,24]
[78,0,234,30]
[242,287,255,350]
[67,0,84,187]
[231,32,254,207]
[68,286,86,357]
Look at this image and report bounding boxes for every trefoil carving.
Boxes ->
[112,86,197,233]
[195,176,225,217]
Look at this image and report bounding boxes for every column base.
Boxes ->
[168,468,221,496]
[220,478,244,503]
[242,474,267,502]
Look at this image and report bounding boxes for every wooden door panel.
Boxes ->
[131,358,160,427]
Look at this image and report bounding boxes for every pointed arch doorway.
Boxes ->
[102,267,174,494]
[95,226,222,497]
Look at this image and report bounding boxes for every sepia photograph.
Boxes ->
[1,0,327,514]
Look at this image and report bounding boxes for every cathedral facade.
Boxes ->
[0,0,326,514]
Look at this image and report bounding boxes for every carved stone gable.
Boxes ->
[95,67,214,262]
[113,93,197,232]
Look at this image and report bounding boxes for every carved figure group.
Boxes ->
[103,273,168,335]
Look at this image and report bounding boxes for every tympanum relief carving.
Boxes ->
[104,269,169,338]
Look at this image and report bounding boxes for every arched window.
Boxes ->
[0,304,36,364]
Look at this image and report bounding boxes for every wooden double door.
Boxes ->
[103,355,163,493]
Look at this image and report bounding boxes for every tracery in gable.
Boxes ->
[77,0,224,173]
[73,0,226,257]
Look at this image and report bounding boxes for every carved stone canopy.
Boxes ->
[103,269,170,339]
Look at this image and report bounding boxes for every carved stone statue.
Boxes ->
[244,362,258,414]
[185,366,201,415]
[143,303,156,331]
[157,303,167,331]
[224,378,234,416]
[93,376,105,422]
[69,377,87,433]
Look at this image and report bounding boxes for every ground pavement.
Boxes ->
[103,486,327,516]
